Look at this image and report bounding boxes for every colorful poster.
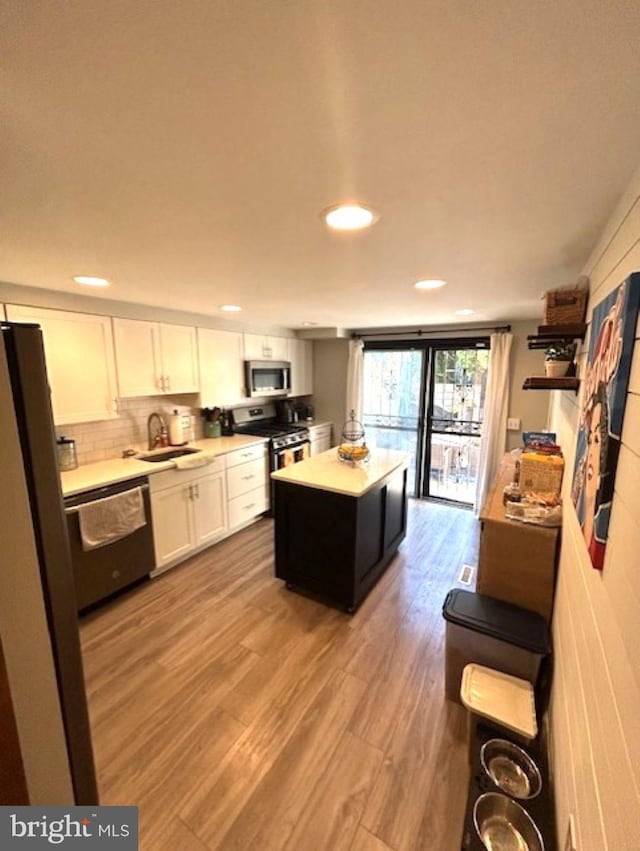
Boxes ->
[572,273,640,569]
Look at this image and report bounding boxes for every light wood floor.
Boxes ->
[80,498,480,851]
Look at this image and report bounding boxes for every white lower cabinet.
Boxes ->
[193,472,227,547]
[309,423,333,456]
[228,488,270,530]
[225,444,269,530]
[150,482,195,568]
[149,443,268,573]
[150,459,227,572]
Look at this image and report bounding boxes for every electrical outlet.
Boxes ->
[564,814,577,851]
[507,417,521,431]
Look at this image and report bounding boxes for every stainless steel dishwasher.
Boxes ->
[64,476,155,610]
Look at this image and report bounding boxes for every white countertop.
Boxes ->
[60,435,267,497]
[270,447,409,497]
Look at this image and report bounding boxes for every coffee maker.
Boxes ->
[220,409,235,436]
[276,399,295,423]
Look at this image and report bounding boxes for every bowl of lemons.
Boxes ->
[338,442,370,465]
[338,411,370,465]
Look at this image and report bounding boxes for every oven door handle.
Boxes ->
[64,483,150,514]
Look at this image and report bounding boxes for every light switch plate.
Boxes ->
[507,417,521,431]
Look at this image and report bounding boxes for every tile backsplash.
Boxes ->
[55,395,204,465]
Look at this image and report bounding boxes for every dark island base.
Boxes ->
[273,465,408,612]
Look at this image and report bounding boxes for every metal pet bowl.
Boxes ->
[480,739,542,800]
[473,793,544,851]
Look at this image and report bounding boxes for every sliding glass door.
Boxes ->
[363,339,489,505]
[423,345,489,503]
[361,348,424,495]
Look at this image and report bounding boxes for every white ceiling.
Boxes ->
[2,0,640,331]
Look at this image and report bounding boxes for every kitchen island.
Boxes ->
[271,448,409,612]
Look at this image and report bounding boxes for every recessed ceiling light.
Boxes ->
[73,275,109,287]
[323,203,378,231]
[220,304,242,312]
[414,279,447,290]
[455,308,475,316]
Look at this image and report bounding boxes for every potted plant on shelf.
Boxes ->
[544,342,576,378]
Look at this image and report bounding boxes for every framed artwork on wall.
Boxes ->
[571,273,640,570]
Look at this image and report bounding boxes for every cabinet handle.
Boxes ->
[241,474,255,481]
[195,483,200,499]
[243,502,256,510]
[188,484,194,500]
[165,374,171,391]
[157,376,165,391]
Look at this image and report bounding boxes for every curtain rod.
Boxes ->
[352,324,511,339]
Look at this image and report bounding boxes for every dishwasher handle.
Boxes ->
[64,483,149,515]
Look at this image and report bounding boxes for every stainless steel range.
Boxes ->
[233,404,310,510]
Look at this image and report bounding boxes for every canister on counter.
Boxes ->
[56,436,78,471]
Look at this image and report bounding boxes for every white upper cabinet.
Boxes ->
[288,338,314,397]
[113,318,199,397]
[197,327,247,406]
[6,304,118,424]
[158,323,199,393]
[243,333,289,361]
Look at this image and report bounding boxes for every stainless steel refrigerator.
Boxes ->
[0,321,97,805]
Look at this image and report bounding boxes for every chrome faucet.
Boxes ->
[147,413,166,450]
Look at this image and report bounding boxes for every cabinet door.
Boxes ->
[159,323,199,393]
[193,471,227,547]
[150,484,195,568]
[243,333,288,361]
[243,333,267,360]
[6,305,118,424]
[288,338,314,396]
[113,318,162,397]
[268,336,289,362]
[198,328,247,406]
[383,468,407,551]
[301,339,313,395]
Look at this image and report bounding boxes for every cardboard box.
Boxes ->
[477,455,559,622]
[519,451,564,496]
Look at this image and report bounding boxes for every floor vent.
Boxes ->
[458,564,475,585]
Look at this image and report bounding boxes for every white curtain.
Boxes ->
[346,338,365,424]
[474,331,513,512]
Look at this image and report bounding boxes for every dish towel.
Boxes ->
[173,453,216,470]
[78,487,146,551]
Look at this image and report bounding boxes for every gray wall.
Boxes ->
[506,319,551,450]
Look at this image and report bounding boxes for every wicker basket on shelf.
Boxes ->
[337,410,370,465]
[543,287,587,325]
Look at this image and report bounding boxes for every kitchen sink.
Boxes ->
[137,447,202,463]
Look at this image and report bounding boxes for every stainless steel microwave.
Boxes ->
[245,360,291,398]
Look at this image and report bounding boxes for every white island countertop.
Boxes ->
[271,447,409,497]
[60,435,267,497]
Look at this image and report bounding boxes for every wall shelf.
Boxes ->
[522,376,580,392]
[527,323,587,349]
[524,323,585,391]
